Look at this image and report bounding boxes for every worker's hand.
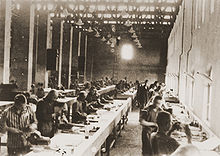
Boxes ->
[24,124,37,132]
[170,122,181,132]
[7,127,22,134]
[184,124,192,143]
[52,113,56,118]
[152,122,158,128]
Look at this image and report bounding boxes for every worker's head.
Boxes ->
[154,81,159,86]
[84,81,91,89]
[14,94,27,111]
[153,95,163,108]
[156,111,171,133]
[155,86,161,92]
[31,84,35,89]
[78,91,86,101]
[89,86,97,94]
[144,79,148,86]
[46,89,58,102]
[171,144,200,156]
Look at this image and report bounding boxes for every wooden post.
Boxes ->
[27,3,35,90]
[77,31,81,56]
[68,26,74,88]
[84,35,88,82]
[91,53,94,81]
[77,31,81,80]
[3,0,12,84]
[58,20,64,87]
[45,14,52,88]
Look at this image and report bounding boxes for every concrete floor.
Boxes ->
[110,108,142,156]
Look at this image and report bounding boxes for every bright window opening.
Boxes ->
[121,44,134,60]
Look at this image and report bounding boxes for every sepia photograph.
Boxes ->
[0,0,219,155]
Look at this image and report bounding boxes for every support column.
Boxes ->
[77,31,82,81]
[51,18,61,89]
[34,11,48,88]
[46,14,52,49]
[91,52,94,81]
[77,31,81,56]
[58,21,64,87]
[2,0,12,84]
[27,3,35,90]
[10,1,34,90]
[45,14,53,88]
[84,35,88,82]
[68,26,74,88]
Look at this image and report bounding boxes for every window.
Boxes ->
[210,0,215,14]
[194,0,199,29]
[203,83,212,123]
[189,80,195,109]
[121,44,134,60]
[202,0,206,23]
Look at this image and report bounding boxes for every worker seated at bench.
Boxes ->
[72,91,97,123]
[36,90,58,138]
[86,86,105,108]
[151,111,192,156]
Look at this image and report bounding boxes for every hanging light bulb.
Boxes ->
[101,37,106,42]
[106,40,111,45]
[138,45,143,48]
[111,48,115,53]
[107,33,111,38]
[76,19,84,26]
[131,33,138,38]
[117,36,121,40]
[109,37,116,44]
[120,10,129,17]
[129,27,135,33]
[124,20,132,27]
[87,26,93,32]
[136,42,141,46]
[134,38,139,43]
[63,9,69,17]
[110,43,115,48]
[111,25,116,32]
[95,32,100,38]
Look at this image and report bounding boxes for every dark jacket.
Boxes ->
[36,99,55,137]
[137,85,149,107]
[72,100,87,123]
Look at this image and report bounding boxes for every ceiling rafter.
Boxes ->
[12,0,182,38]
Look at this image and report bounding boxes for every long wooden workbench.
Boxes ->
[0,101,14,107]
[97,85,115,95]
[0,101,14,116]
[54,85,116,122]
[115,88,137,111]
[25,98,132,156]
[44,85,116,97]
[165,99,220,156]
[0,85,122,155]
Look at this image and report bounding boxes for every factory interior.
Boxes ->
[0,0,220,155]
